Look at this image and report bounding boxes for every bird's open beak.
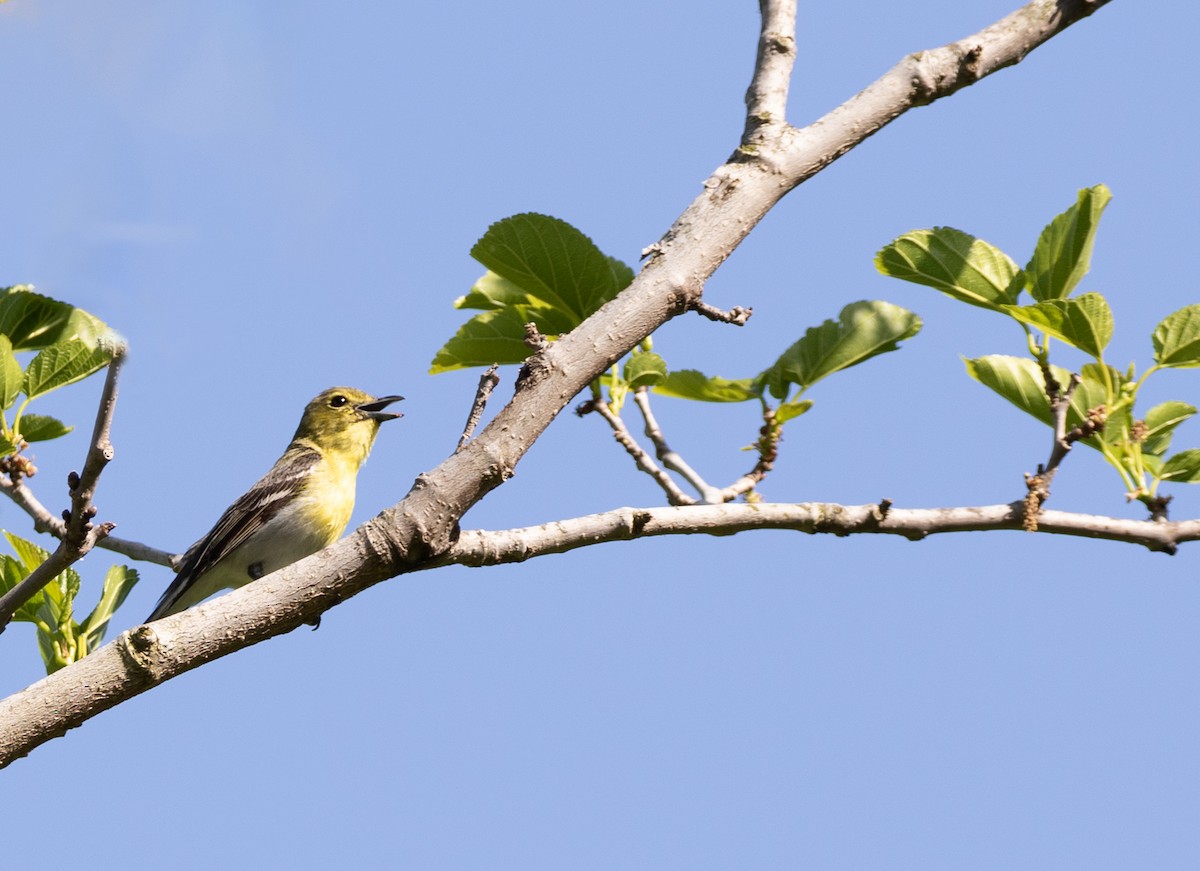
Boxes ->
[357,395,405,422]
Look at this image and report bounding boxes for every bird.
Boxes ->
[145,387,403,621]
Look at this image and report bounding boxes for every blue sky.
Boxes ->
[3,1,1198,868]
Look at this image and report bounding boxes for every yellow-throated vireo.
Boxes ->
[146,387,403,621]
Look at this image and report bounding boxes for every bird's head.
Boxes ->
[293,387,404,465]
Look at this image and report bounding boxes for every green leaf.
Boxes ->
[1002,292,1113,358]
[433,214,635,373]
[1160,449,1200,483]
[0,285,114,351]
[775,399,813,423]
[762,300,921,398]
[963,355,1067,427]
[875,228,1023,310]
[3,530,64,627]
[1152,304,1200,368]
[455,272,537,312]
[653,369,759,403]
[80,565,139,653]
[1025,185,1112,301]
[1142,401,1197,456]
[16,414,73,443]
[429,309,534,373]
[469,213,633,324]
[0,335,21,410]
[623,352,667,389]
[5,529,50,575]
[23,338,112,400]
[0,554,43,623]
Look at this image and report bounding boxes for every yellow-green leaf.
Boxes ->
[1152,304,1200,368]
[1002,292,1113,358]
[876,228,1022,310]
[1025,185,1112,301]
[763,300,921,398]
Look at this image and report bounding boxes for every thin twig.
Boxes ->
[457,365,501,453]
[0,348,128,631]
[632,387,722,503]
[1023,366,1107,531]
[0,475,176,567]
[578,398,695,506]
[712,404,781,501]
[689,301,753,326]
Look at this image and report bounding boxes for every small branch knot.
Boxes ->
[690,300,753,326]
[1022,473,1050,532]
[1067,404,1107,444]
[1145,494,1172,522]
[523,323,548,352]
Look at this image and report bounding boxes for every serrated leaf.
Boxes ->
[963,355,1070,426]
[1025,185,1112,301]
[455,272,537,312]
[623,352,667,389]
[5,529,51,576]
[963,357,1112,453]
[80,565,139,653]
[1160,449,1200,483]
[429,309,534,373]
[1152,304,1200,368]
[456,272,579,336]
[434,215,635,373]
[876,228,1023,310]
[762,300,921,398]
[23,338,111,400]
[0,554,43,623]
[0,286,114,351]
[469,213,633,324]
[0,335,21,409]
[17,414,73,443]
[775,399,813,423]
[653,369,759,403]
[1002,292,1113,358]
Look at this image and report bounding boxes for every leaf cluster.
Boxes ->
[878,185,1200,505]
[0,285,131,670]
[0,285,121,455]
[432,213,922,426]
[0,530,137,673]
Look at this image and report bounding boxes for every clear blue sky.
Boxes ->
[3,1,1198,868]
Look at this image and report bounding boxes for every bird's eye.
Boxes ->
[329,395,349,408]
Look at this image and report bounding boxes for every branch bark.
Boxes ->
[0,0,1116,767]
[444,502,1200,566]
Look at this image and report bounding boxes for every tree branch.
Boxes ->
[443,502,1200,566]
[0,0,1117,767]
[579,397,696,506]
[631,388,722,504]
[0,349,130,631]
[0,474,176,568]
[743,0,798,142]
[457,364,500,453]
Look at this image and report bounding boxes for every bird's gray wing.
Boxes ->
[146,447,320,621]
